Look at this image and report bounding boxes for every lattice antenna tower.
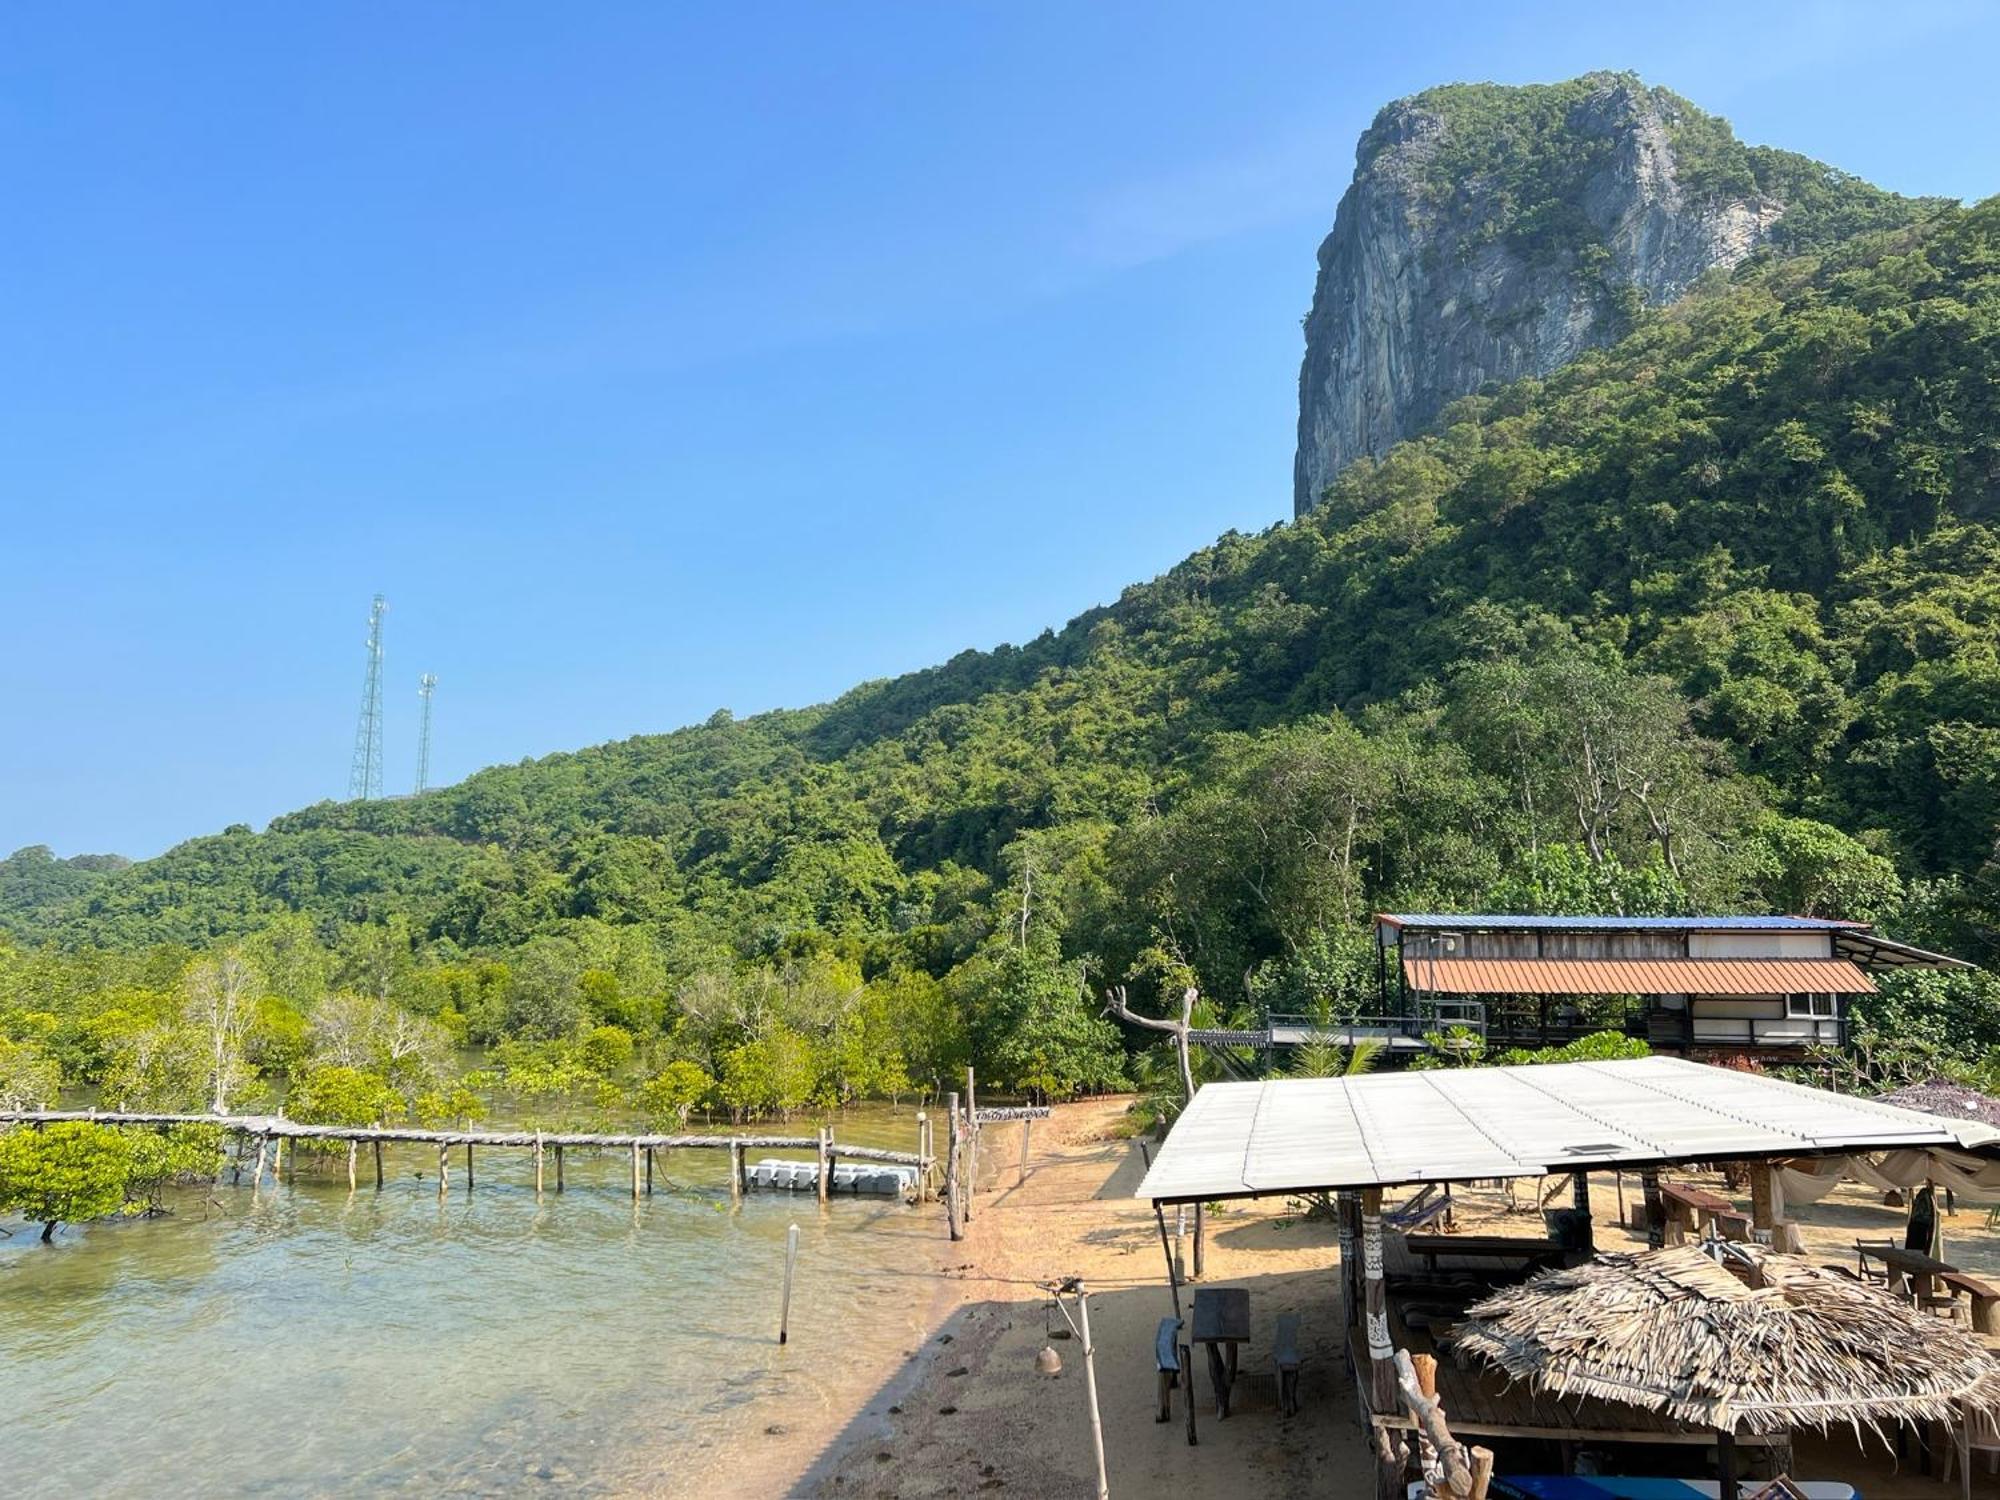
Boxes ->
[415,673,437,794]
[348,594,387,800]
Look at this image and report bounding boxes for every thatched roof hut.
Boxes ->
[1455,1246,2000,1439]
[1878,1078,2000,1132]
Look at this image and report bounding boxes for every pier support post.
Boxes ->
[730,1140,744,1202]
[631,1142,642,1201]
[555,1144,565,1192]
[817,1127,832,1204]
[1362,1186,1395,1414]
[534,1133,544,1195]
[645,1146,654,1196]
[276,1135,289,1184]
[963,1069,978,1221]
[347,1140,358,1191]
[465,1143,474,1191]
[374,1139,384,1190]
[945,1092,964,1240]
[253,1134,268,1188]
[437,1142,449,1202]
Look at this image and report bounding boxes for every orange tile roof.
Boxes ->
[1400,956,1876,996]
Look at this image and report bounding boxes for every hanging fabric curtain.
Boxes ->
[1770,1148,2000,1219]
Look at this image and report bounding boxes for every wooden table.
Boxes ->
[1190,1286,1250,1420]
[1860,1243,1957,1300]
[1404,1234,1565,1274]
[1658,1182,1750,1244]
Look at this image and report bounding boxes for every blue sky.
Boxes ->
[6,2,1997,859]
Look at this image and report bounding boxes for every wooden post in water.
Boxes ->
[1362,1186,1395,1414]
[533,1132,544,1195]
[963,1068,978,1221]
[631,1142,642,1201]
[816,1126,832,1204]
[347,1140,358,1191]
[945,1091,964,1240]
[276,1135,288,1184]
[437,1141,449,1202]
[778,1222,800,1345]
[464,1143,474,1191]
[555,1144,565,1192]
[1018,1117,1032,1187]
[645,1146,654,1196]
[252,1134,268,1188]
[728,1140,744,1202]
[374,1139,384,1190]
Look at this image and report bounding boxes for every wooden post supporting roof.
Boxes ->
[1362,1187,1395,1414]
[1338,1190,1359,1329]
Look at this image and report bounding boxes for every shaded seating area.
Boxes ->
[1134,1057,2000,1498]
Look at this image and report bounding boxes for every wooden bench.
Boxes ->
[1940,1270,2000,1336]
[1272,1313,1302,1417]
[1155,1316,1183,1422]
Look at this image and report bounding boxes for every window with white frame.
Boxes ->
[1785,993,1837,1019]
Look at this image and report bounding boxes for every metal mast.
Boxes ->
[415,673,437,794]
[348,594,387,800]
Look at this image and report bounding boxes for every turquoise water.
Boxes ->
[0,1111,938,1497]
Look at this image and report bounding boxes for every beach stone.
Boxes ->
[946,1366,968,1377]
[938,1405,958,1416]
[765,1424,788,1436]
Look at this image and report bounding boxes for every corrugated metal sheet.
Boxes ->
[1400,956,1875,996]
[1134,1057,2000,1204]
[1379,914,1859,932]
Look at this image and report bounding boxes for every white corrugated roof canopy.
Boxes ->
[1134,1057,2000,1204]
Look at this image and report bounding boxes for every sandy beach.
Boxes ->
[717,1095,2000,1500]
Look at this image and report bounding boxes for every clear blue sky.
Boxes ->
[6,2,1997,859]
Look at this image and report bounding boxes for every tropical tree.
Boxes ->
[0,1122,133,1241]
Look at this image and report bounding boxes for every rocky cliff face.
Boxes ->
[1294,75,1787,515]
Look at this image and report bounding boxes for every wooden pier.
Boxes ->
[0,1109,932,1205]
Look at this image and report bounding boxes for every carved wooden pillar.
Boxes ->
[1361,1186,1395,1413]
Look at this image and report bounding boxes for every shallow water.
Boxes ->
[0,1108,938,1497]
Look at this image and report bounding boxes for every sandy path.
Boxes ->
[785,1096,1375,1499]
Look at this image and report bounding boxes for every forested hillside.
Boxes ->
[6,173,1999,1126]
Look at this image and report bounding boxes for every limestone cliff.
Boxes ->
[1293,73,1923,515]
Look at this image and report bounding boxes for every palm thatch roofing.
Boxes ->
[1454,1246,2000,1437]
[1878,1079,2000,1131]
